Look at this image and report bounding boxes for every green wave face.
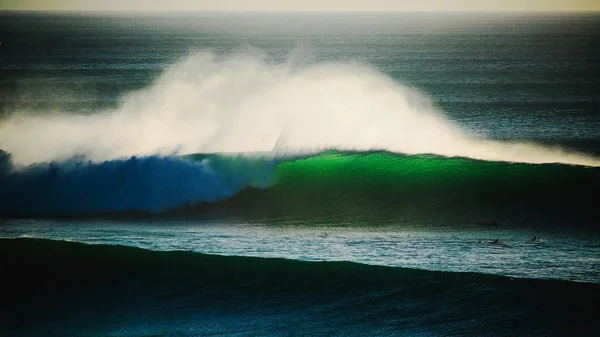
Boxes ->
[276,151,525,189]
[191,151,600,227]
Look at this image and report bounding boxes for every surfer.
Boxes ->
[531,236,542,242]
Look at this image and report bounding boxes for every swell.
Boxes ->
[2,150,599,227]
[2,238,598,336]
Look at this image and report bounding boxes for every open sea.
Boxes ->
[1,11,599,336]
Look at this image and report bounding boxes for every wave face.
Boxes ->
[3,149,598,227]
[0,50,599,167]
[0,150,276,215]
[187,151,600,226]
[3,238,599,337]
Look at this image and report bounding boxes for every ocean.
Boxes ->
[1,11,599,336]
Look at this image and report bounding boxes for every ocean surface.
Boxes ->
[1,11,599,336]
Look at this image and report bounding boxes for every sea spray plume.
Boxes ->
[0,50,599,166]
[0,152,277,215]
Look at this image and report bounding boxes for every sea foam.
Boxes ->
[1,49,598,166]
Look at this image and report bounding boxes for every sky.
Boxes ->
[1,0,599,12]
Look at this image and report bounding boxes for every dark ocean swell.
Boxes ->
[2,238,598,336]
[1,150,599,227]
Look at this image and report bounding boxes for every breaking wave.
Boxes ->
[1,150,598,228]
[0,50,599,167]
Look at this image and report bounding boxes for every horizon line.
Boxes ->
[1,9,599,13]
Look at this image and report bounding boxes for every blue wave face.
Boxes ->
[0,150,276,215]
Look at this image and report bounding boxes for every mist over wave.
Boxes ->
[0,49,598,166]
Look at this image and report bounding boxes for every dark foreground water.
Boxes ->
[1,11,599,336]
[3,238,599,337]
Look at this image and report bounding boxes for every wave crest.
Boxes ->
[0,49,598,166]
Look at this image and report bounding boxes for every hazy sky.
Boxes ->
[1,0,599,12]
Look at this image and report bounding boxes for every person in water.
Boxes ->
[531,236,542,242]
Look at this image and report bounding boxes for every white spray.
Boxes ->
[1,50,599,167]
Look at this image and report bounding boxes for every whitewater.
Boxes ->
[1,50,599,167]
